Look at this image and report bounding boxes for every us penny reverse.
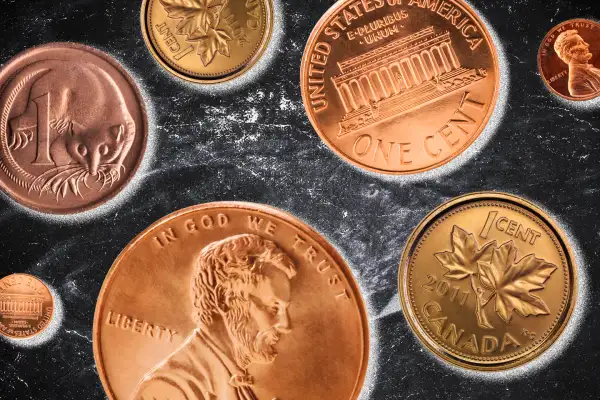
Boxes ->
[0,274,54,340]
[0,43,148,214]
[399,193,576,370]
[301,0,499,174]
[142,0,273,83]
[94,202,369,399]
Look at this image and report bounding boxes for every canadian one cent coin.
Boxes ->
[141,0,273,83]
[94,202,369,399]
[538,18,600,101]
[301,0,499,174]
[0,274,54,339]
[398,193,576,370]
[0,43,147,214]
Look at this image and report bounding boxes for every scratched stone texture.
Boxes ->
[0,0,599,399]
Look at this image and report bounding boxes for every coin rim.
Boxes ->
[0,42,149,215]
[140,0,274,84]
[300,0,501,175]
[397,192,577,370]
[93,201,370,399]
[537,18,600,102]
[0,273,54,340]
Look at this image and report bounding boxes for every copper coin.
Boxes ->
[0,43,148,214]
[0,273,54,339]
[93,202,369,399]
[398,192,576,370]
[301,0,500,175]
[538,18,600,101]
[141,0,273,83]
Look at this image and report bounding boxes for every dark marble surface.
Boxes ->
[0,0,599,399]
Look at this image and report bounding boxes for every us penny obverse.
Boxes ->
[142,0,273,83]
[0,274,54,340]
[301,0,499,174]
[0,43,148,214]
[94,202,369,399]
[399,192,576,370]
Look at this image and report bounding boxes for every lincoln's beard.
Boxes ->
[225,299,278,369]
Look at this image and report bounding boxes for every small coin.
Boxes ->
[538,18,600,101]
[141,0,273,83]
[93,202,369,399]
[301,0,500,175]
[0,43,148,214]
[398,193,576,370]
[0,273,54,339]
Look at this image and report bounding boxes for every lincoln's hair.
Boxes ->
[191,234,296,326]
[554,29,581,63]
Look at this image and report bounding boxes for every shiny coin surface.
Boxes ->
[94,202,369,399]
[0,43,148,214]
[0,274,54,339]
[301,0,499,174]
[538,18,600,101]
[398,193,576,370]
[141,0,273,83]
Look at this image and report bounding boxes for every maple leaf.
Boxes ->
[159,0,226,37]
[197,28,232,66]
[434,226,495,280]
[477,241,557,324]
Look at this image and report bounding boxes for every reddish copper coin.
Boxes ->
[0,274,54,339]
[0,43,148,214]
[93,202,369,400]
[301,0,499,174]
[538,19,600,101]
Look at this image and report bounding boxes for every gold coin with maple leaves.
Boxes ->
[141,0,273,83]
[398,192,576,370]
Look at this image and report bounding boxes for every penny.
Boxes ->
[141,0,273,83]
[0,273,54,339]
[301,0,499,175]
[0,43,148,214]
[93,202,369,399]
[538,19,600,101]
[398,192,576,370]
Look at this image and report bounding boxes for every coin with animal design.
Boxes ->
[398,192,576,370]
[141,0,273,83]
[0,43,148,214]
[93,202,369,399]
[301,0,499,174]
[538,18,600,101]
[0,274,54,339]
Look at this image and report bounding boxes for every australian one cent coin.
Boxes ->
[538,18,600,101]
[398,192,576,370]
[0,274,54,339]
[301,0,500,174]
[93,202,369,399]
[142,0,273,83]
[0,43,148,214]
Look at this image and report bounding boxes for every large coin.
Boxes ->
[398,193,576,370]
[0,43,148,214]
[0,273,54,339]
[301,0,499,174]
[538,18,600,101]
[141,0,273,83]
[93,202,369,399]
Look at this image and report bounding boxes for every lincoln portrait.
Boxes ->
[134,234,297,400]
[554,29,600,98]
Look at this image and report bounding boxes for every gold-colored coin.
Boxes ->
[141,0,273,83]
[398,192,576,370]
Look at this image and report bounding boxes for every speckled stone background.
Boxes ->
[0,0,599,399]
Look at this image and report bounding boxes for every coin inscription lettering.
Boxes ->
[142,0,273,83]
[94,203,369,399]
[301,0,499,174]
[399,193,576,370]
[0,43,148,214]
